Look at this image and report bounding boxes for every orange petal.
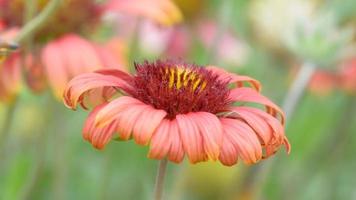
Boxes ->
[167,119,185,163]
[219,134,239,166]
[176,113,205,163]
[229,87,285,124]
[190,112,223,161]
[94,96,143,127]
[206,66,261,91]
[58,34,102,76]
[82,103,118,149]
[42,40,69,99]
[221,118,262,164]
[116,104,148,140]
[148,119,171,159]
[132,106,167,145]
[63,69,133,109]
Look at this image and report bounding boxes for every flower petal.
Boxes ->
[148,119,171,159]
[206,66,261,91]
[58,34,102,76]
[90,121,118,149]
[219,134,239,166]
[190,112,223,161]
[167,119,185,163]
[221,118,262,164]
[94,96,143,127]
[82,103,117,149]
[116,104,148,140]
[42,40,69,99]
[230,106,273,145]
[230,107,290,156]
[63,69,134,109]
[229,87,285,124]
[176,113,205,163]
[132,106,167,145]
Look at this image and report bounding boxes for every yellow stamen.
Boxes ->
[167,67,206,92]
[168,68,175,88]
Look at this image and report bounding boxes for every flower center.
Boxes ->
[132,60,231,119]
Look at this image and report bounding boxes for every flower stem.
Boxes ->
[154,159,168,200]
[282,62,316,121]
[14,0,61,44]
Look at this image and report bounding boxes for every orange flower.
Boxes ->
[0,1,129,99]
[41,34,127,98]
[308,70,338,96]
[307,58,356,96]
[64,60,290,166]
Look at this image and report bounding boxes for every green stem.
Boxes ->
[14,0,61,44]
[281,62,316,122]
[154,159,168,200]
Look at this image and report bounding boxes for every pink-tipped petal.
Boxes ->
[59,34,102,76]
[42,40,69,99]
[230,106,289,158]
[206,66,261,91]
[148,119,171,159]
[116,104,148,140]
[231,107,273,145]
[190,112,223,161]
[229,87,285,124]
[219,135,239,166]
[63,69,133,109]
[90,121,117,149]
[167,119,185,163]
[221,118,263,164]
[132,106,167,145]
[83,104,105,141]
[94,96,143,127]
[283,136,291,154]
[82,103,117,149]
[176,113,205,163]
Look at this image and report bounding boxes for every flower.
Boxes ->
[0,0,128,99]
[0,0,182,101]
[307,58,356,96]
[40,34,127,98]
[308,70,338,96]
[64,60,290,166]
